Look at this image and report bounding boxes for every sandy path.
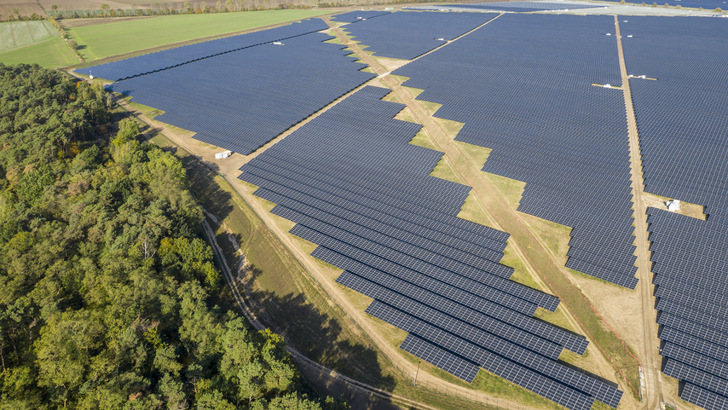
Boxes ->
[614,15,663,408]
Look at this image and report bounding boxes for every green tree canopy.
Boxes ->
[0,64,341,409]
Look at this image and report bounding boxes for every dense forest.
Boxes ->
[0,64,338,409]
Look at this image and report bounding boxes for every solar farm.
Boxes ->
[78,5,728,410]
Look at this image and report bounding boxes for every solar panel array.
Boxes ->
[104,30,374,155]
[340,11,498,60]
[330,10,391,23]
[432,2,602,12]
[599,0,727,8]
[238,85,623,409]
[393,13,638,289]
[76,18,329,82]
[622,16,728,409]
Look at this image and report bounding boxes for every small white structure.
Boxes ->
[627,34,633,38]
[272,41,283,45]
[604,84,612,88]
[89,74,94,80]
[666,199,681,212]
[436,37,446,41]
[606,32,612,36]
[215,150,232,160]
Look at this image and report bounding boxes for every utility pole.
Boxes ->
[413,361,421,387]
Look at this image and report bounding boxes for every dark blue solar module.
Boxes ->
[622,16,728,409]
[105,32,374,155]
[435,2,602,12]
[238,85,622,409]
[393,13,638,289]
[341,11,498,60]
[330,10,391,23]
[76,18,329,82]
[599,0,727,8]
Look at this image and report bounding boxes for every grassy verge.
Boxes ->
[68,10,336,61]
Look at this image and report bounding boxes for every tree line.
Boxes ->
[0,63,345,409]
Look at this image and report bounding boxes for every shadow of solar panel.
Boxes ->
[342,11,498,60]
[392,13,638,290]
[77,18,329,81]
[238,85,623,409]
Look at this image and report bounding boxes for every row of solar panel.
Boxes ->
[238,85,621,409]
[363,298,622,409]
[627,16,728,408]
[269,203,513,281]
[341,11,498,60]
[281,214,548,311]
[106,32,375,155]
[407,2,603,13]
[604,0,728,9]
[391,13,638,289]
[330,10,391,23]
[77,18,329,81]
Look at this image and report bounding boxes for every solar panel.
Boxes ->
[77,18,330,81]
[392,13,638,289]
[341,11,498,60]
[681,382,728,410]
[400,334,481,382]
[238,84,621,409]
[366,300,612,410]
[624,16,728,407]
[409,2,603,12]
[103,31,374,155]
[330,10,391,24]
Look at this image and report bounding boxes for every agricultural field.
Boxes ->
[0,20,78,66]
[0,20,55,51]
[67,9,336,61]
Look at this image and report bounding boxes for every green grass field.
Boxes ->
[68,10,336,61]
[0,21,79,68]
[0,21,56,52]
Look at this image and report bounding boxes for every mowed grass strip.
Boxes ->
[68,10,335,61]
